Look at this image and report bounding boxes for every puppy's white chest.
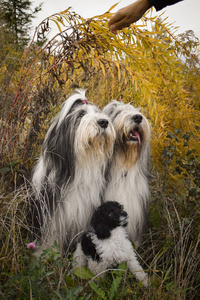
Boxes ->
[93,227,131,263]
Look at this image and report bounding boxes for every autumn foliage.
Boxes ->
[0,4,200,299]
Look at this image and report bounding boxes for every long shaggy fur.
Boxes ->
[73,201,148,287]
[31,89,116,255]
[103,101,151,248]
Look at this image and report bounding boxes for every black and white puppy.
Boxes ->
[73,201,148,287]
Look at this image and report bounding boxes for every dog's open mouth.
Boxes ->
[123,128,142,146]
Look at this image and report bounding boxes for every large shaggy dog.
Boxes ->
[31,90,115,254]
[103,101,151,248]
[73,201,148,287]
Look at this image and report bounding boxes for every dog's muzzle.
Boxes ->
[97,119,109,129]
[120,212,128,226]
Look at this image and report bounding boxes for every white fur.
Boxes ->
[31,90,116,254]
[73,226,148,287]
[103,101,151,247]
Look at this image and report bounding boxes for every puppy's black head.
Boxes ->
[91,201,128,239]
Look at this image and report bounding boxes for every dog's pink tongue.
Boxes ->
[133,131,141,146]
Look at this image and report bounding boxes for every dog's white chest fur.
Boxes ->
[105,161,149,247]
[90,227,131,265]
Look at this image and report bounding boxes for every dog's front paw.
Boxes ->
[141,274,149,288]
[73,243,87,268]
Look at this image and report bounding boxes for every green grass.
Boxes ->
[0,171,200,299]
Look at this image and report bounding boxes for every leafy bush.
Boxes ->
[0,3,199,299]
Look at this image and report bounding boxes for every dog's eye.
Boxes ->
[108,212,113,218]
[78,111,85,119]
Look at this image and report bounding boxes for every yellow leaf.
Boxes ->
[51,18,62,32]
[107,2,120,12]
[60,7,72,14]
[115,62,121,81]
[55,16,65,27]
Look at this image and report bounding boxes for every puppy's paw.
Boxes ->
[141,274,149,288]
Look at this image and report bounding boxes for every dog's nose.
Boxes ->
[122,211,128,218]
[132,114,143,124]
[97,119,109,129]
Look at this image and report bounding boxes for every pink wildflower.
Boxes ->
[27,242,36,250]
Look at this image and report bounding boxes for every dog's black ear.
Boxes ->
[42,115,76,186]
[91,211,111,239]
[93,222,111,239]
[81,233,100,261]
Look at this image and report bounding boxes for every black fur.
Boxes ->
[30,97,94,242]
[42,100,86,187]
[81,232,100,261]
[74,201,129,268]
[90,201,128,239]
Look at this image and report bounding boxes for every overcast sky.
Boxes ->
[32,0,200,39]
